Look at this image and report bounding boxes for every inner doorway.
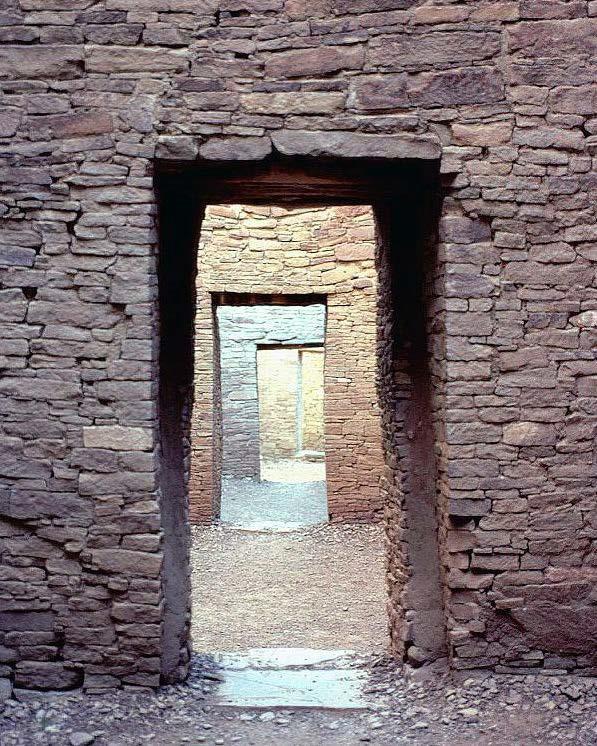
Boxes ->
[215,303,328,528]
[258,344,326,479]
[189,203,388,656]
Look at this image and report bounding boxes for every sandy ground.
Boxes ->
[190,522,388,653]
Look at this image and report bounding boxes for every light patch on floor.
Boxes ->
[260,459,326,483]
[209,648,369,709]
[219,475,328,527]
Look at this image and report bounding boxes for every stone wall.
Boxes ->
[0,0,595,692]
[213,304,325,478]
[190,204,384,522]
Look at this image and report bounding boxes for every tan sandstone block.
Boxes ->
[452,121,513,146]
[503,422,557,446]
[86,46,188,74]
[240,92,345,114]
[83,426,153,451]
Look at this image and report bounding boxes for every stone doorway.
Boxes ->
[156,157,446,682]
[188,202,388,657]
[217,303,329,529]
[189,203,385,526]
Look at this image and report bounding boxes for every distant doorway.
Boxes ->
[216,304,328,528]
[257,344,326,480]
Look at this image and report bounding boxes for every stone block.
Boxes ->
[570,311,597,328]
[550,85,597,115]
[272,130,441,159]
[446,273,495,298]
[0,247,37,268]
[452,121,513,146]
[265,44,365,78]
[199,136,272,161]
[91,549,162,577]
[0,289,27,322]
[511,602,597,656]
[408,66,504,106]
[0,46,84,79]
[440,217,491,244]
[0,108,21,137]
[500,346,549,371]
[82,426,152,451]
[240,92,345,114]
[14,662,82,691]
[508,19,597,57]
[0,490,93,522]
[32,112,113,138]
[503,422,556,446]
[348,74,408,110]
[86,46,188,73]
[449,498,491,517]
[369,31,501,69]
[155,136,199,160]
[0,612,54,632]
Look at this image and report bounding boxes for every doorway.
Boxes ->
[215,302,329,528]
[156,157,446,682]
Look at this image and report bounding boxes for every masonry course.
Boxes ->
[0,0,594,693]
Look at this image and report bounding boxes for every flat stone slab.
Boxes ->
[214,648,356,669]
[207,648,370,710]
[212,668,368,710]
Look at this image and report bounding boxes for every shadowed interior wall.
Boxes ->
[189,205,385,523]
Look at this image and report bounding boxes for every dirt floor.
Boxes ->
[219,476,328,527]
[190,523,388,653]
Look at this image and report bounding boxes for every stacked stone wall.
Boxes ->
[190,204,385,522]
[0,0,595,690]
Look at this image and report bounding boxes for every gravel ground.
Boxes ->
[1,657,595,745]
[190,523,388,652]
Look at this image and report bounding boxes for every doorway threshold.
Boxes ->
[204,648,370,710]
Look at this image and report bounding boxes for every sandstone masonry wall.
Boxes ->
[190,204,384,522]
[0,0,595,691]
